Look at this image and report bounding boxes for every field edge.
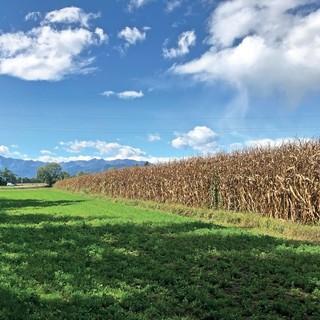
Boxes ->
[54,188,320,244]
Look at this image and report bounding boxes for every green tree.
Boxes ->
[0,167,17,185]
[0,175,4,186]
[60,171,71,180]
[36,163,62,187]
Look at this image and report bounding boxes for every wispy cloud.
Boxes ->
[148,133,161,142]
[0,7,107,81]
[102,90,144,100]
[25,12,41,22]
[163,30,196,59]
[166,0,182,12]
[128,0,152,11]
[40,150,54,155]
[230,138,312,150]
[172,1,320,103]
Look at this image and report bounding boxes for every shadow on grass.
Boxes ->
[0,212,319,319]
[0,198,86,213]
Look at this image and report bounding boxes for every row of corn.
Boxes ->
[55,140,320,223]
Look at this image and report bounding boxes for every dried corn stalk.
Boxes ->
[55,139,320,223]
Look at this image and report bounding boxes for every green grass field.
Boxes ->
[0,189,319,319]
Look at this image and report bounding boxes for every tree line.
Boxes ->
[0,163,74,187]
[1,162,150,187]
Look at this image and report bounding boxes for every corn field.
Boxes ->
[55,140,320,223]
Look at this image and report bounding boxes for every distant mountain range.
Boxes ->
[0,155,147,178]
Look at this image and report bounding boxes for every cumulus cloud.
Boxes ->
[117,26,149,54]
[60,140,146,159]
[119,26,148,44]
[172,0,320,101]
[42,7,100,27]
[0,7,107,81]
[60,140,95,153]
[163,30,196,59]
[102,90,144,99]
[117,26,149,53]
[171,126,219,153]
[0,145,10,156]
[95,27,108,43]
[148,133,161,142]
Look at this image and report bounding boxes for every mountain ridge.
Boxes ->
[0,155,147,178]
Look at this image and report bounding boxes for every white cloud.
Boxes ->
[37,155,96,163]
[118,91,144,99]
[102,91,115,97]
[35,154,175,164]
[166,0,182,12]
[25,12,41,22]
[245,138,296,149]
[102,90,144,99]
[11,151,28,158]
[0,7,107,81]
[163,30,196,59]
[0,145,10,156]
[95,27,108,43]
[172,1,320,101]
[171,126,219,153]
[60,140,146,159]
[0,145,28,159]
[118,26,149,46]
[42,7,100,28]
[60,140,95,153]
[148,133,161,142]
[128,0,151,10]
[230,137,312,150]
[40,150,53,155]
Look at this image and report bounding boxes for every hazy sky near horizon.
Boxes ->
[1,0,320,163]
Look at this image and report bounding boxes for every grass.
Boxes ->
[110,197,320,243]
[0,189,319,319]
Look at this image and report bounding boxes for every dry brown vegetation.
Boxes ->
[55,140,320,223]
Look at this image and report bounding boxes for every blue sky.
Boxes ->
[1,0,320,163]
